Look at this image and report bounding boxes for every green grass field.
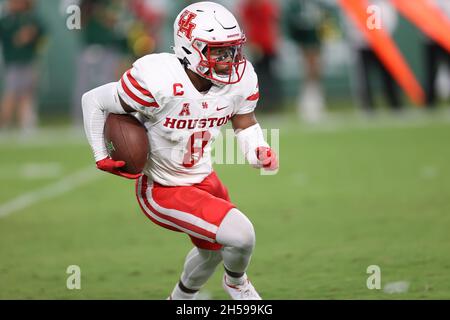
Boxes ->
[1,109,450,299]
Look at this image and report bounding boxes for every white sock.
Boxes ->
[225,273,247,286]
[180,247,222,290]
[169,247,222,300]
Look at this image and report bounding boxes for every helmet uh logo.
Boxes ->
[178,10,197,40]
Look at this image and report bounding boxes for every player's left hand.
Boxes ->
[256,147,278,171]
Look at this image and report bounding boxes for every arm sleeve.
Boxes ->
[236,123,269,168]
[82,82,127,162]
[116,66,160,117]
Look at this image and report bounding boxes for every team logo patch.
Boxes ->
[106,140,115,155]
[178,10,197,40]
[179,103,191,116]
[202,102,208,109]
[216,105,228,111]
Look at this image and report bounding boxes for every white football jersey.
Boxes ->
[117,53,259,186]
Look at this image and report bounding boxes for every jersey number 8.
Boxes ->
[182,131,211,168]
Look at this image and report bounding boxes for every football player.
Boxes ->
[82,1,278,300]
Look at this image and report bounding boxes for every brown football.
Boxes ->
[104,113,149,174]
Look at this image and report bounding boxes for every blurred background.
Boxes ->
[1,0,450,299]
[1,0,449,129]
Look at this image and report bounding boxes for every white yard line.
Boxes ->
[21,162,64,179]
[0,127,86,147]
[264,108,450,134]
[0,166,101,219]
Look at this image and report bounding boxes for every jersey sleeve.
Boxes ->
[235,62,260,115]
[116,65,160,116]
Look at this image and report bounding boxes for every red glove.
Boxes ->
[96,157,142,179]
[256,147,278,171]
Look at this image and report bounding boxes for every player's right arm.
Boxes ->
[81,65,157,179]
[232,63,278,172]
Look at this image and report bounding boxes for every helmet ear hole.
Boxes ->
[182,47,192,55]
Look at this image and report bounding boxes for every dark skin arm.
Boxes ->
[231,112,258,131]
[118,94,137,113]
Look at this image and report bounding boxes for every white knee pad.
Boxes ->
[216,208,255,252]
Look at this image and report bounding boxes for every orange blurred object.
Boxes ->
[339,0,425,106]
[391,0,450,54]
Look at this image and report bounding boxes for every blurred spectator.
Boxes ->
[71,0,129,126]
[424,0,450,108]
[0,0,46,135]
[343,0,402,113]
[285,0,328,123]
[239,0,281,112]
[127,0,167,55]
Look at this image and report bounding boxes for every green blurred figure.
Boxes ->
[342,0,401,113]
[71,0,129,126]
[424,0,450,108]
[285,0,328,123]
[0,0,46,134]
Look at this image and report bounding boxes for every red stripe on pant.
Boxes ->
[136,176,217,242]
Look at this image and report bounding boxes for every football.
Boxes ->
[104,113,149,174]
